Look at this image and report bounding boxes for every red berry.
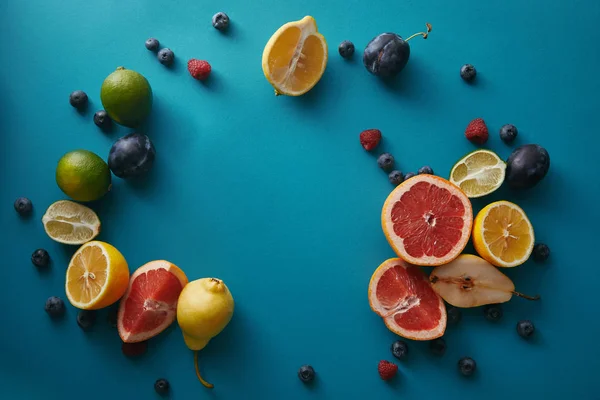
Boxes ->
[464,118,489,145]
[187,59,211,81]
[121,341,147,357]
[359,129,382,151]
[377,360,398,381]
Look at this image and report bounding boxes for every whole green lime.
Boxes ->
[100,67,153,128]
[56,150,112,202]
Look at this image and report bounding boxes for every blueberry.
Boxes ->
[391,340,409,360]
[364,33,410,78]
[298,365,315,383]
[500,124,518,144]
[377,153,395,171]
[154,379,170,395]
[460,64,477,82]
[77,310,96,331]
[418,166,434,175]
[506,144,550,189]
[447,306,462,324]
[532,243,550,262]
[517,320,535,339]
[14,197,33,215]
[212,12,230,31]
[458,357,476,376]
[94,110,112,130]
[429,338,446,356]
[45,296,65,318]
[157,48,175,66]
[483,304,503,321]
[145,38,160,51]
[108,133,156,179]
[404,172,416,180]
[31,249,50,268]
[338,41,355,59]
[388,170,404,186]
[69,90,88,109]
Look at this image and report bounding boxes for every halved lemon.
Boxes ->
[42,200,101,245]
[262,16,327,96]
[66,241,129,310]
[472,201,534,267]
[449,150,506,198]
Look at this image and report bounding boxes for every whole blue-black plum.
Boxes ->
[363,33,410,78]
[108,133,156,179]
[505,144,550,189]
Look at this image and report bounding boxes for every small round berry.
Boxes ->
[460,64,476,82]
[388,170,404,186]
[69,90,88,109]
[483,304,503,321]
[429,338,446,356]
[154,378,170,395]
[447,306,462,324]
[338,41,355,59]
[404,172,416,180]
[157,48,175,66]
[212,12,230,31]
[93,110,112,130]
[391,340,409,360]
[14,197,33,215]
[500,124,518,143]
[145,38,160,51]
[31,249,50,268]
[517,320,535,339]
[458,357,477,376]
[298,365,315,383]
[377,153,395,171]
[418,166,434,175]
[45,296,65,318]
[532,243,550,262]
[77,310,96,330]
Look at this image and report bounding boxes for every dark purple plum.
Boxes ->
[506,144,550,189]
[108,133,156,179]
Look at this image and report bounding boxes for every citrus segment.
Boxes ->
[449,150,506,198]
[369,258,446,340]
[42,200,101,244]
[382,175,473,266]
[65,241,129,310]
[473,201,534,267]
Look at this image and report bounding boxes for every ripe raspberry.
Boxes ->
[187,59,211,80]
[359,129,382,151]
[378,360,398,381]
[464,118,489,145]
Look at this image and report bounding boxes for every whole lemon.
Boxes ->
[100,67,153,128]
[56,150,111,202]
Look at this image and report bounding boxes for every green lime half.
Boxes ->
[100,67,153,128]
[449,149,506,198]
[56,150,111,202]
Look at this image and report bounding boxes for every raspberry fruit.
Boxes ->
[359,129,382,151]
[465,118,489,145]
[187,59,211,81]
[377,360,398,381]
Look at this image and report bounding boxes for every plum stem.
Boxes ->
[405,23,432,41]
[194,351,214,389]
[512,291,541,301]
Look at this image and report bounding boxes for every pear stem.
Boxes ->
[405,23,432,41]
[512,291,541,301]
[194,351,214,389]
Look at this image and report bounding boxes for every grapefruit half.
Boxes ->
[382,175,473,266]
[368,258,446,340]
[118,260,188,343]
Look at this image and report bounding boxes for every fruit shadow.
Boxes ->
[193,70,224,93]
[292,68,332,109]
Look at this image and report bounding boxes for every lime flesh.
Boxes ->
[449,150,505,198]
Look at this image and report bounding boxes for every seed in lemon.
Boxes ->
[66,241,129,310]
[449,150,505,198]
[42,200,101,244]
[262,16,327,96]
[472,201,534,268]
[56,150,111,202]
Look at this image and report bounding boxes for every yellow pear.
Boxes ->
[177,278,234,388]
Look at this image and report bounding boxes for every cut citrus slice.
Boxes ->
[262,16,328,96]
[449,149,506,198]
[382,175,473,266]
[368,258,446,340]
[65,241,129,310]
[472,201,534,267]
[42,200,101,245]
[118,260,188,343]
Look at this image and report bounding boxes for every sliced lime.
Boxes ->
[449,150,505,198]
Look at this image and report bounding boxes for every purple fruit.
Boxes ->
[506,144,550,189]
[108,133,156,179]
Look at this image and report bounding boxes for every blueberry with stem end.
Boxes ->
[404,172,416,180]
[418,166,434,175]
[298,365,315,383]
[483,304,503,321]
[458,357,476,376]
[154,378,170,395]
[45,297,65,318]
[14,197,33,215]
[532,243,550,262]
[460,64,477,82]
[391,340,409,360]
[388,170,404,186]
[69,90,88,109]
[517,320,535,339]
[338,41,355,59]
[500,124,518,143]
[377,153,395,171]
[158,48,174,66]
[212,12,230,31]
[31,249,50,268]
[94,110,112,130]
[145,38,160,51]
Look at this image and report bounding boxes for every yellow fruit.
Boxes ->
[177,278,234,389]
[65,241,129,310]
[472,201,535,267]
[449,149,506,198]
[262,16,328,96]
[42,200,101,245]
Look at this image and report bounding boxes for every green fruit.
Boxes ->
[100,67,152,128]
[56,150,111,202]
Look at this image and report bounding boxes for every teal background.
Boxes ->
[1,0,598,398]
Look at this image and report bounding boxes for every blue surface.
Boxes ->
[1,0,599,399]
